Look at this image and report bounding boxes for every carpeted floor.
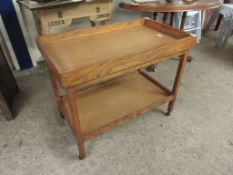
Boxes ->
[0,33,233,175]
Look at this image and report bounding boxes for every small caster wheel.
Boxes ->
[79,155,85,160]
[165,112,171,116]
[60,113,64,119]
[145,65,157,72]
[187,59,193,63]
[187,56,193,63]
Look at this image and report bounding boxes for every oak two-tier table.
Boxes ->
[37,19,196,159]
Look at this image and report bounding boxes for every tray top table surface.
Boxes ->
[119,0,222,12]
[37,19,196,87]
[37,18,196,158]
[39,25,176,72]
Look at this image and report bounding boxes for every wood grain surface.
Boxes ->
[37,19,195,158]
[62,72,171,140]
[37,19,195,88]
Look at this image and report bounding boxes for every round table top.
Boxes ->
[119,0,222,12]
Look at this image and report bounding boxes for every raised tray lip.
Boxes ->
[37,18,191,45]
[37,18,196,87]
[37,18,194,64]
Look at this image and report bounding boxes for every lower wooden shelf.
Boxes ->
[62,72,172,140]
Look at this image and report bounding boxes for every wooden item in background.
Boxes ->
[18,0,113,34]
[119,0,222,63]
[119,0,222,13]
[0,46,19,120]
[37,19,196,159]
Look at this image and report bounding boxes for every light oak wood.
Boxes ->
[167,52,188,115]
[37,19,195,158]
[48,68,64,117]
[62,72,171,139]
[66,88,86,159]
[37,19,195,88]
[139,70,172,95]
[42,26,176,71]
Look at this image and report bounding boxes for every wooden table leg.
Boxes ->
[180,12,193,63]
[66,88,86,159]
[153,12,158,20]
[215,14,223,31]
[163,12,168,24]
[145,12,159,72]
[170,12,175,26]
[90,20,97,27]
[0,94,15,120]
[48,68,64,118]
[180,11,187,30]
[166,52,188,116]
[146,11,159,72]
